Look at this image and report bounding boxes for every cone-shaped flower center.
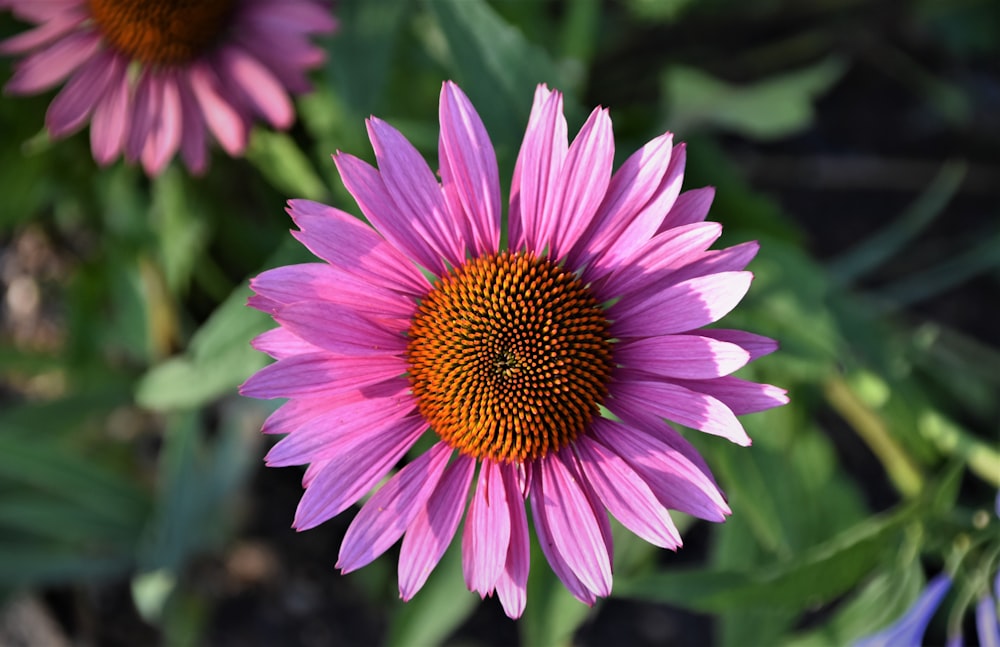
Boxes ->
[407,251,614,463]
[88,0,236,66]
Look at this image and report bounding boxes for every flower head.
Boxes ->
[1,0,336,175]
[241,81,789,617]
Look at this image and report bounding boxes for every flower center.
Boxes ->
[407,251,614,463]
[88,0,236,66]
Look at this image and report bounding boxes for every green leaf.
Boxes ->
[521,538,595,647]
[616,502,918,613]
[663,58,845,140]
[245,130,330,202]
[151,167,211,294]
[385,541,478,647]
[326,0,410,116]
[136,238,312,411]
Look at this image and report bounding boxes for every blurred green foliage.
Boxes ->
[1,0,998,645]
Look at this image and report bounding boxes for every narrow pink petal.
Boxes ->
[694,329,778,362]
[338,442,453,572]
[438,81,501,256]
[249,262,415,319]
[529,467,596,606]
[569,132,674,270]
[576,435,681,549]
[4,29,100,94]
[663,241,760,285]
[174,74,209,174]
[241,0,338,33]
[610,376,751,445]
[462,460,511,597]
[544,106,614,260]
[610,271,753,338]
[265,389,414,467]
[188,61,248,155]
[292,415,427,530]
[366,118,465,268]
[510,86,567,254]
[495,463,530,618]
[239,352,407,399]
[590,417,730,521]
[217,46,293,128]
[5,0,81,23]
[596,221,723,298]
[139,74,183,176]
[288,199,430,296]
[273,301,407,357]
[44,49,117,137]
[591,143,687,275]
[615,335,751,379]
[658,186,716,233]
[399,454,476,600]
[260,384,403,436]
[89,62,130,165]
[249,327,321,359]
[334,153,449,276]
[533,452,612,598]
[124,72,154,163]
[669,376,790,415]
[0,8,86,55]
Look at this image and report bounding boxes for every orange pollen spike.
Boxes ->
[407,251,614,463]
[88,0,236,66]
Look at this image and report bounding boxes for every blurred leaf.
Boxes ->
[428,0,575,165]
[627,0,697,22]
[616,501,918,613]
[137,408,258,572]
[828,161,966,283]
[151,167,211,294]
[663,58,845,140]
[782,559,925,647]
[136,238,311,411]
[0,549,131,585]
[246,130,330,202]
[385,541,477,647]
[326,0,410,116]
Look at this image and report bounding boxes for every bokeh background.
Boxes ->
[1,0,998,645]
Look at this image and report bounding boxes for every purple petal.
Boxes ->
[44,49,118,137]
[495,463,530,618]
[665,241,760,285]
[338,442,453,573]
[590,417,729,521]
[610,271,754,338]
[462,460,511,597]
[438,81,501,257]
[398,454,476,600]
[217,46,293,128]
[533,452,613,598]
[693,329,778,362]
[0,8,86,55]
[610,377,751,445]
[545,106,614,260]
[288,199,430,296]
[658,186,716,233]
[596,221,723,298]
[174,73,209,174]
[89,60,130,165]
[188,61,248,155]
[576,435,682,549]
[569,132,674,271]
[5,29,100,94]
[854,574,951,647]
[249,327,321,359]
[292,415,427,530]
[264,388,414,467]
[976,594,999,647]
[365,117,465,269]
[669,375,790,415]
[240,352,407,399]
[615,335,751,379]
[510,86,567,254]
[273,301,407,357]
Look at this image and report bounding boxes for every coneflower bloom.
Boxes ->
[1,0,335,175]
[241,81,788,617]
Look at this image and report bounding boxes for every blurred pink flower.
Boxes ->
[1,0,336,175]
[241,81,788,618]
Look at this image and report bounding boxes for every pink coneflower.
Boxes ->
[241,81,788,618]
[1,0,335,175]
